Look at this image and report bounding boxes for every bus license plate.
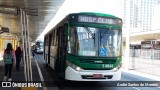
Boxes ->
[93,74,103,78]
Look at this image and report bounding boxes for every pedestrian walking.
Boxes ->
[32,45,36,57]
[3,43,16,81]
[15,46,22,71]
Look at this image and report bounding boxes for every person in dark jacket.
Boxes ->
[15,46,22,71]
[32,45,36,57]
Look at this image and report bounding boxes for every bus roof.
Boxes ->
[68,12,121,19]
[45,12,122,36]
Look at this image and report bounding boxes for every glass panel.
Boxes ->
[51,31,54,46]
[99,29,121,57]
[68,28,76,54]
[77,27,97,56]
[68,26,122,57]
[46,37,48,46]
[54,30,57,45]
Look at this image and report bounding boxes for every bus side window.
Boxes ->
[51,30,54,46]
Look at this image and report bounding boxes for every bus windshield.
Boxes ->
[68,26,122,57]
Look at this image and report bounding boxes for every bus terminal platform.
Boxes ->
[0,54,160,90]
[0,54,59,90]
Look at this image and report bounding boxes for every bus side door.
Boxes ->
[56,25,67,75]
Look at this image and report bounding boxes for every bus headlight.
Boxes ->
[66,61,83,71]
[112,63,122,72]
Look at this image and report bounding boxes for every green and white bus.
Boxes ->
[44,12,122,81]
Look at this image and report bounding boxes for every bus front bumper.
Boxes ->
[65,66,121,81]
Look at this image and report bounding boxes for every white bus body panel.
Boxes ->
[65,66,121,81]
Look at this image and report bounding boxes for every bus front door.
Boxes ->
[56,26,66,76]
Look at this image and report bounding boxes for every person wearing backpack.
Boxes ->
[3,43,16,81]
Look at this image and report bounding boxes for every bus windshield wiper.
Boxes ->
[100,28,109,38]
[82,25,95,39]
[82,25,95,46]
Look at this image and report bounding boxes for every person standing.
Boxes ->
[15,46,22,71]
[3,43,16,81]
[32,45,36,57]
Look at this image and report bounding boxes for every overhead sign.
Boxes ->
[2,27,9,32]
[0,27,9,34]
[0,6,18,15]
[141,41,151,44]
[22,8,38,16]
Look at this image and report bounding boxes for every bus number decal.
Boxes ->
[103,64,113,68]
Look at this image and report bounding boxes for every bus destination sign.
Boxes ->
[0,6,18,15]
[78,15,117,25]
